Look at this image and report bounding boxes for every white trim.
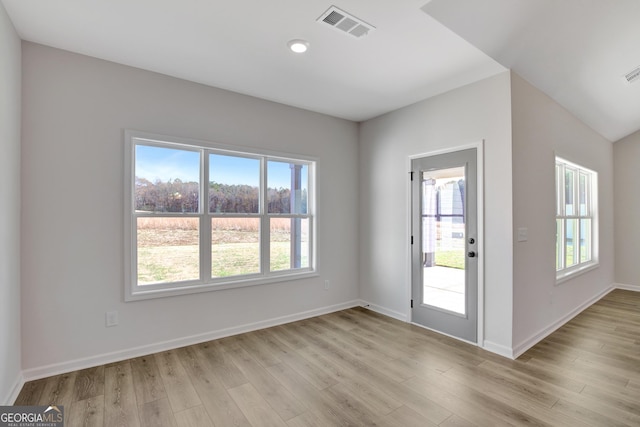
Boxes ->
[406,140,485,344]
[614,282,640,292]
[2,371,24,405]
[126,271,320,301]
[21,300,360,381]
[406,157,413,322]
[476,141,485,346]
[407,142,484,160]
[359,300,408,322]
[124,129,319,302]
[125,129,319,163]
[482,341,514,359]
[556,261,599,285]
[512,285,613,359]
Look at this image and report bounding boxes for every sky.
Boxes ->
[135,144,308,190]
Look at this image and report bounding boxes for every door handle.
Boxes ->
[468,251,476,258]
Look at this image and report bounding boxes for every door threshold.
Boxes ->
[409,321,478,346]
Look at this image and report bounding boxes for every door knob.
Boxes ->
[468,251,476,258]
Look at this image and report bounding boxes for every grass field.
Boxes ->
[137,241,299,283]
[435,250,465,270]
[136,217,308,284]
[434,236,466,270]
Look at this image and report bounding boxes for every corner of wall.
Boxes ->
[511,286,613,358]
[0,0,22,406]
[4,373,24,405]
[359,300,408,322]
[510,69,614,352]
[614,283,640,292]
[482,341,515,360]
[613,130,640,288]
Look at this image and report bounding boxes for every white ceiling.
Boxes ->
[1,0,505,122]
[423,0,640,142]
[2,0,639,141]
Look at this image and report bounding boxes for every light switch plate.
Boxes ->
[517,227,528,242]
[105,311,119,327]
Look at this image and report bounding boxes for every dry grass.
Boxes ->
[137,241,307,284]
[137,216,199,230]
[136,216,308,284]
[137,217,293,231]
[137,217,299,247]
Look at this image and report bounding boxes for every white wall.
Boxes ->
[359,72,514,354]
[614,130,640,290]
[0,2,22,404]
[511,72,614,354]
[21,42,359,375]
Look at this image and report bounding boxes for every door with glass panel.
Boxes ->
[411,149,478,343]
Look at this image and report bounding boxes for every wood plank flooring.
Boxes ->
[14,289,640,426]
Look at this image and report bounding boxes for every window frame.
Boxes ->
[555,156,598,283]
[124,130,317,301]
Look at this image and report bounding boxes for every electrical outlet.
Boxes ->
[105,311,119,327]
[324,280,330,290]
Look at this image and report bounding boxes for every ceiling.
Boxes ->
[423,0,640,142]
[2,0,639,141]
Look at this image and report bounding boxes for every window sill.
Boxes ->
[556,262,599,285]
[126,270,318,301]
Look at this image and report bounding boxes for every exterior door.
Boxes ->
[411,148,478,343]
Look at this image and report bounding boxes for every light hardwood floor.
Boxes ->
[15,289,640,426]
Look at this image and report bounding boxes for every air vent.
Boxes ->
[624,66,640,84]
[317,6,375,38]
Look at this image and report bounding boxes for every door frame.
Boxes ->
[406,141,485,346]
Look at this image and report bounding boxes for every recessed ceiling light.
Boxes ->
[287,39,309,53]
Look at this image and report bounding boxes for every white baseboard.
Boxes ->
[3,371,24,405]
[614,282,640,292]
[22,300,360,382]
[359,300,408,322]
[482,341,515,359]
[511,285,614,359]
[360,300,515,359]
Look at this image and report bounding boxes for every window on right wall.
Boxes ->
[555,157,598,282]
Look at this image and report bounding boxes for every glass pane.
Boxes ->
[556,219,563,271]
[137,217,199,285]
[565,219,578,267]
[135,145,200,213]
[212,218,260,277]
[579,172,589,216]
[565,168,575,216]
[209,154,259,213]
[556,164,562,216]
[580,218,591,263]
[421,166,466,315]
[267,160,308,214]
[270,217,310,271]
